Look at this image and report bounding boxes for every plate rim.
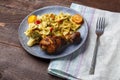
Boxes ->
[18,5,88,59]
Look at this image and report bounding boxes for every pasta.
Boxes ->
[24,12,82,46]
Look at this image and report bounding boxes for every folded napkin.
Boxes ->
[48,3,120,80]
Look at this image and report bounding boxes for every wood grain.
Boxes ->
[0,0,120,80]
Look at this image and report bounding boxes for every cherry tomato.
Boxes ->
[28,15,37,23]
[35,20,41,24]
[50,27,53,32]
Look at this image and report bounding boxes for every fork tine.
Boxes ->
[101,17,105,31]
[100,17,103,31]
[99,17,102,30]
[103,17,105,30]
[96,17,100,31]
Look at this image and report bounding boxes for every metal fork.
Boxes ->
[89,17,105,74]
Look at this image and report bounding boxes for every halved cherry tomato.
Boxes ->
[72,14,83,24]
[50,27,53,32]
[28,15,37,23]
[35,20,41,24]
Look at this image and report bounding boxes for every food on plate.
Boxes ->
[40,32,82,53]
[65,32,82,44]
[28,15,37,23]
[40,36,66,53]
[24,12,83,53]
[71,14,83,24]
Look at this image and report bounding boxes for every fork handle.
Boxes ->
[89,37,100,74]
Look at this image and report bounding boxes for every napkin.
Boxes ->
[48,3,120,80]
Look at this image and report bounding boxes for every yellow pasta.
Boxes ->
[25,12,82,46]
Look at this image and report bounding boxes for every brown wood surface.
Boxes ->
[0,0,120,80]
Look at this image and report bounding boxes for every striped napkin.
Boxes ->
[48,3,120,80]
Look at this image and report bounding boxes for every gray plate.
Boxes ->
[18,6,88,59]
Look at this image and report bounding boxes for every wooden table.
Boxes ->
[0,0,120,80]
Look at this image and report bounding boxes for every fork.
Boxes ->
[89,17,105,74]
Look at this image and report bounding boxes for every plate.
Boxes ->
[18,6,88,59]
